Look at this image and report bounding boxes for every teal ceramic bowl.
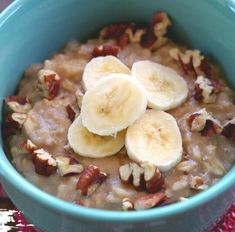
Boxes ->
[0,0,235,231]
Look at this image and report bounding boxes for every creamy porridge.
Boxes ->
[3,12,235,211]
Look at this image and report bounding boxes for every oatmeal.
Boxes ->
[3,12,235,211]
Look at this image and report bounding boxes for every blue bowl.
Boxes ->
[0,0,234,231]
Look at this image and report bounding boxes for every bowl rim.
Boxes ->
[0,0,235,223]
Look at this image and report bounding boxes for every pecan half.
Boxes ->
[92,45,121,57]
[77,165,108,196]
[119,162,164,193]
[122,198,134,211]
[56,156,83,176]
[66,104,76,122]
[188,108,222,136]
[194,76,218,103]
[33,149,57,176]
[134,192,166,210]
[5,96,31,113]
[221,117,235,141]
[37,69,60,100]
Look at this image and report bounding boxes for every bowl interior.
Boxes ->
[0,0,235,222]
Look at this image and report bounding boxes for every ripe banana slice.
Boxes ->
[81,73,147,136]
[68,116,125,158]
[82,55,130,90]
[131,60,188,111]
[125,110,182,172]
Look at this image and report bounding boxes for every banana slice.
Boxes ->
[125,110,182,172]
[81,73,147,136]
[68,116,125,158]
[82,55,130,90]
[131,60,188,111]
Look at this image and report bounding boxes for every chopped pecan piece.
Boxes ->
[194,76,218,103]
[22,139,38,154]
[119,162,164,193]
[56,156,83,176]
[189,176,207,190]
[188,108,222,136]
[142,162,164,193]
[5,113,27,130]
[169,48,203,75]
[125,27,146,43]
[37,69,60,100]
[33,149,57,176]
[5,96,31,113]
[222,117,235,141]
[210,78,223,94]
[66,104,76,122]
[141,12,171,49]
[92,45,121,57]
[152,12,171,38]
[100,23,132,40]
[198,58,212,78]
[77,165,108,196]
[122,198,134,211]
[134,192,166,210]
[100,23,132,48]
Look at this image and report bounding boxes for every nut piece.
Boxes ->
[141,162,164,193]
[169,48,203,68]
[221,117,235,141]
[92,45,121,57]
[122,198,134,211]
[100,23,146,48]
[189,176,207,191]
[119,162,164,193]
[169,48,204,76]
[131,163,144,189]
[198,59,212,78]
[5,113,27,129]
[22,139,38,154]
[33,149,57,176]
[188,109,222,136]
[152,12,171,38]
[37,69,60,100]
[194,76,221,103]
[66,104,76,122]
[125,27,146,43]
[100,23,132,48]
[77,165,108,196]
[141,12,171,49]
[56,156,84,176]
[134,192,166,210]
[5,96,31,113]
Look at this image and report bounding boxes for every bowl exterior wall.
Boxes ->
[0,0,235,231]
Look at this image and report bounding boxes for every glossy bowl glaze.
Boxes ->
[0,0,234,231]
